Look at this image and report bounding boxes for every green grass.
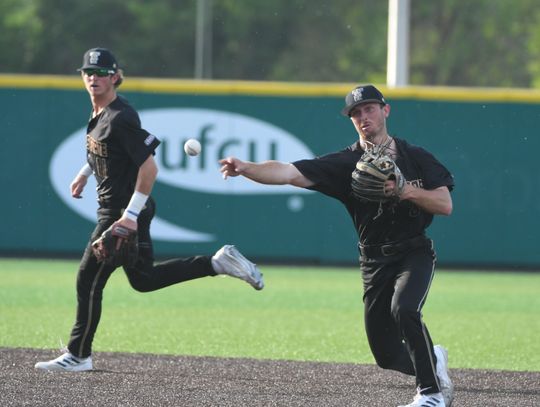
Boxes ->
[0,258,539,371]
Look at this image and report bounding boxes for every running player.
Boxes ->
[35,48,264,372]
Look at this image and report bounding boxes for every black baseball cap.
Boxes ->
[78,48,119,72]
[341,85,386,116]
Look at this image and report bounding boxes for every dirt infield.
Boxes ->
[1,348,538,406]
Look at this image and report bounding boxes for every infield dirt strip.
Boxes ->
[0,348,538,406]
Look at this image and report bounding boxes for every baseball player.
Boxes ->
[35,48,264,372]
[219,85,455,406]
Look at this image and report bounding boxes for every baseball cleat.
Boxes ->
[434,345,454,406]
[398,392,445,407]
[35,352,93,372]
[212,245,264,290]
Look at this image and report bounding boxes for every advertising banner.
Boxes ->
[2,76,539,267]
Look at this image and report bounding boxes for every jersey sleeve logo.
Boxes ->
[144,134,156,146]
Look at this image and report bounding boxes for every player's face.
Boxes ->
[349,103,389,141]
[82,70,117,97]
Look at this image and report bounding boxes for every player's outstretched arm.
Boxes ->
[219,157,313,188]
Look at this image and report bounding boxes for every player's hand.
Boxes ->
[397,182,415,201]
[384,179,407,198]
[70,175,88,199]
[219,157,246,179]
[384,180,396,197]
[115,216,138,232]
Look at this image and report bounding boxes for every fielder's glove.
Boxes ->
[351,150,406,202]
[92,223,139,268]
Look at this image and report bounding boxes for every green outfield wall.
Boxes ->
[1,74,539,268]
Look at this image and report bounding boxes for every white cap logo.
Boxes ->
[89,51,101,64]
[352,87,364,102]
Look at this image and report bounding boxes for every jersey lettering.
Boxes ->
[87,135,108,157]
[86,134,108,178]
[408,178,423,189]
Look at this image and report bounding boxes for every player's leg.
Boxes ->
[67,239,116,358]
[35,213,117,371]
[392,243,444,399]
[361,256,415,375]
[123,198,263,291]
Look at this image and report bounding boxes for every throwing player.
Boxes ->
[219,85,455,406]
[35,48,264,372]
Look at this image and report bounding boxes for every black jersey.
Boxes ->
[293,137,454,245]
[85,96,160,209]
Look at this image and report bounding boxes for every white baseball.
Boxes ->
[184,138,201,156]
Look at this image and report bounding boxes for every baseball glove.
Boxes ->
[92,223,138,268]
[351,150,406,202]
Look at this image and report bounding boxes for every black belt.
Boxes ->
[359,235,429,258]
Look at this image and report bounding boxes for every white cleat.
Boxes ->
[35,352,93,372]
[398,392,445,407]
[212,245,264,290]
[434,345,454,406]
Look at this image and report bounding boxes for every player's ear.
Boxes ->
[383,103,391,118]
[112,69,124,88]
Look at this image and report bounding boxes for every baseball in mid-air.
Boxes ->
[184,138,201,156]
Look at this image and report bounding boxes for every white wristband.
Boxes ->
[78,163,93,178]
[125,191,149,221]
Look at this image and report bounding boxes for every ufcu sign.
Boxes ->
[141,108,314,194]
[159,124,279,170]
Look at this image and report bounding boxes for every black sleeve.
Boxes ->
[293,150,359,202]
[411,146,454,192]
[115,109,161,167]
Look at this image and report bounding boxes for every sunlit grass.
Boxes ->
[1,259,538,371]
